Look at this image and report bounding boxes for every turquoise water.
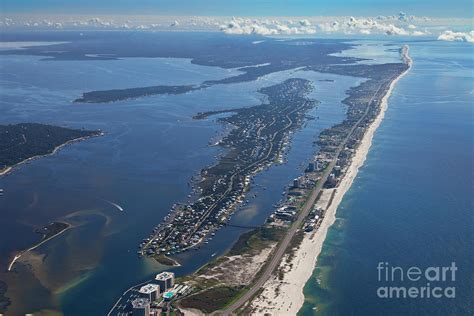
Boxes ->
[0,41,362,314]
[2,36,470,316]
[300,41,473,315]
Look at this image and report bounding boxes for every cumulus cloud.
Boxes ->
[86,17,112,27]
[299,19,311,27]
[317,16,411,36]
[318,21,340,32]
[382,24,409,36]
[372,13,432,24]
[0,13,470,42]
[438,30,474,42]
[412,30,428,36]
[220,15,437,37]
[220,18,316,35]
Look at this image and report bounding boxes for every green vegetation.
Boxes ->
[189,227,283,277]
[177,186,321,313]
[179,286,243,314]
[286,230,305,263]
[74,85,196,103]
[0,123,101,172]
[175,226,285,311]
[228,226,285,256]
[141,79,315,258]
[35,222,69,240]
[153,254,179,266]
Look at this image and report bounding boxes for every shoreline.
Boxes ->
[0,132,103,177]
[250,47,413,314]
[7,221,71,272]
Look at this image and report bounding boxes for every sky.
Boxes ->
[1,0,473,18]
[1,0,472,42]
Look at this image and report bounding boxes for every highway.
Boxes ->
[221,73,397,315]
[185,101,306,243]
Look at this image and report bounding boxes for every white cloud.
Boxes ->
[438,30,474,43]
[412,30,427,36]
[318,21,340,32]
[0,13,471,42]
[299,19,311,27]
[317,16,410,36]
[220,18,317,35]
[382,24,409,36]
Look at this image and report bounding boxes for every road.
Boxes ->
[221,74,397,315]
[142,100,309,254]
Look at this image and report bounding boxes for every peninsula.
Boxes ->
[107,47,411,315]
[0,35,362,104]
[0,123,102,176]
[139,78,317,260]
[7,221,70,272]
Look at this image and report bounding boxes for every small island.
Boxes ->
[7,221,71,272]
[74,84,197,103]
[0,123,102,175]
[34,221,70,241]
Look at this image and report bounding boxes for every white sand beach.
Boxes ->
[250,47,412,315]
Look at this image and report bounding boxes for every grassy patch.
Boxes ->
[153,254,179,266]
[191,256,228,281]
[286,230,305,263]
[228,226,285,256]
[179,286,243,314]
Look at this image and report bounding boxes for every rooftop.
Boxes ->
[139,283,160,294]
[131,298,150,309]
[155,271,174,281]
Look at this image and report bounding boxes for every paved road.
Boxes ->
[142,100,308,254]
[221,74,397,315]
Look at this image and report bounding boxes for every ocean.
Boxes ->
[0,35,363,315]
[300,40,473,315]
[1,35,471,316]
